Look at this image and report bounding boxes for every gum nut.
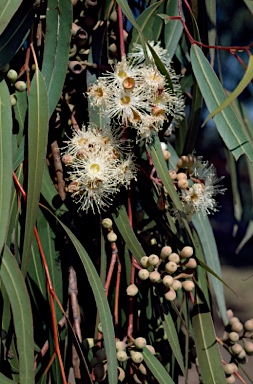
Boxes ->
[131,351,143,363]
[171,280,182,291]
[107,231,117,242]
[182,280,195,292]
[164,288,176,301]
[7,69,18,82]
[118,366,125,382]
[149,271,161,283]
[162,275,174,287]
[177,179,189,189]
[90,357,100,368]
[165,261,178,274]
[168,253,180,263]
[244,319,253,332]
[116,350,128,362]
[138,269,150,280]
[116,341,126,351]
[231,343,242,355]
[96,349,107,362]
[145,344,155,354]
[169,170,177,180]
[227,309,234,319]
[160,246,172,259]
[134,337,147,349]
[231,321,243,333]
[228,332,239,342]
[180,246,194,259]
[244,341,253,355]
[223,363,235,375]
[177,172,187,180]
[126,284,138,296]
[140,256,149,268]
[148,254,159,266]
[226,375,235,384]
[102,218,112,228]
[94,363,107,382]
[15,80,27,92]
[184,258,197,269]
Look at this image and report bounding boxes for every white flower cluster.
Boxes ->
[180,158,226,219]
[62,124,136,212]
[88,42,185,141]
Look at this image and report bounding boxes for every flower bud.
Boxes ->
[223,363,235,375]
[134,337,147,349]
[177,179,189,189]
[97,322,103,333]
[116,341,126,351]
[184,258,197,269]
[162,275,174,287]
[244,340,253,355]
[177,172,187,180]
[237,349,246,360]
[131,351,143,363]
[169,170,177,180]
[148,254,159,267]
[138,269,150,280]
[138,363,147,375]
[168,253,180,263]
[229,317,240,325]
[226,375,235,383]
[62,154,73,164]
[163,150,171,161]
[15,80,27,92]
[86,338,94,349]
[165,261,178,274]
[164,288,176,301]
[228,332,239,342]
[133,373,142,383]
[126,284,138,296]
[118,366,125,382]
[171,280,182,291]
[140,256,149,268]
[182,280,195,292]
[244,319,253,332]
[102,218,112,228]
[180,246,193,259]
[10,94,17,106]
[149,271,161,283]
[107,231,117,242]
[96,349,107,362]
[231,322,243,333]
[145,344,155,354]
[226,309,234,319]
[117,350,128,362]
[231,343,242,355]
[160,246,172,259]
[7,69,18,82]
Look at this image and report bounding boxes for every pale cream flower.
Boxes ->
[129,41,170,66]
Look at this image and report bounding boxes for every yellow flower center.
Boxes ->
[118,70,128,78]
[123,77,135,90]
[89,163,100,174]
[95,87,103,98]
[120,96,131,105]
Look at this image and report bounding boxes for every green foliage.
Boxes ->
[0,0,253,383]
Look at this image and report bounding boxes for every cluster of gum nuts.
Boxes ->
[86,332,155,383]
[1,65,27,106]
[126,245,197,301]
[221,310,253,383]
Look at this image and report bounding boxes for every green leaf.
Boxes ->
[129,1,163,48]
[112,205,146,263]
[0,246,34,384]
[163,1,183,59]
[190,44,253,162]
[21,70,49,276]
[205,0,216,66]
[41,0,72,116]
[162,309,185,375]
[142,347,175,384]
[0,0,23,35]
[243,0,253,15]
[0,2,34,69]
[192,213,228,325]
[192,290,226,384]
[203,55,253,125]
[0,374,15,384]
[55,217,118,384]
[13,91,27,147]
[0,79,12,255]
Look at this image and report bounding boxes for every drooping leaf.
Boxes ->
[112,205,146,263]
[163,0,183,59]
[142,347,175,384]
[41,0,72,116]
[0,246,34,384]
[0,2,35,69]
[0,79,12,255]
[205,0,216,66]
[190,44,253,162]
[21,70,49,276]
[203,55,253,125]
[0,0,23,35]
[192,290,226,384]
[0,374,15,384]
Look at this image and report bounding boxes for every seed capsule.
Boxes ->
[102,218,112,228]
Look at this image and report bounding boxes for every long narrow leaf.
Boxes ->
[0,80,12,255]
[21,70,49,276]
[0,0,23,35]
[0,373,15,384]
[1,247,34,384]
[191,44,253,162]
[142,347,175,384]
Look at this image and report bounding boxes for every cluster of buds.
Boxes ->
[1,67,27,106]
[222,310,253,383]
[62,124,136,212]
[88,42,185,141]
[167,154,226,220]
[128,245,196,301]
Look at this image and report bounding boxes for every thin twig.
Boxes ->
[51,140,66,201]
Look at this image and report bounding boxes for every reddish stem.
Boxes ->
[117,4,125,58]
